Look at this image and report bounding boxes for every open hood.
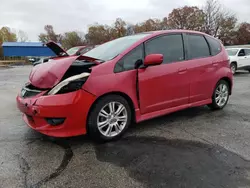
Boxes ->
[46,41,68,56]
[29,56,78,89]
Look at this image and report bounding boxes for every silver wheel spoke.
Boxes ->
[216,97,220,103]
[219,84,223,92]
[117,116,127,122]
[114,123,121,133]
[222,85,226,92]
[98,120,109,129]
[216,90,220,95]
[109,102,115,114]
[115,105,125,116]
[99,109,109,118]
[219,98,223,105]
[104,125,112,136]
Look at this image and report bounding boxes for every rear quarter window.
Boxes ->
[205,36,222,56]
[187,34,210,59]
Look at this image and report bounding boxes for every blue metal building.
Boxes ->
[2,42,56,57]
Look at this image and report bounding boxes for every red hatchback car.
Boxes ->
[16,30,233,141]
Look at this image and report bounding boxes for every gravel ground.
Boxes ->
[0,66,250,188]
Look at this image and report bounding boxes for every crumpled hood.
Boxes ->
[29,56,78,89]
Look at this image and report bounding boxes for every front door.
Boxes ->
[138,34,190,114]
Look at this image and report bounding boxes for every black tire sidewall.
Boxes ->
[211,80,230,110]
[87,95,132,142]
[230,63,237,74]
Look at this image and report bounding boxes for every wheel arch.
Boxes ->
[231,61,237,67]
[86,91,136,130]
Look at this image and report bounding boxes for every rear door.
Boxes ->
[138,33,190,114]
[185,33,217,103]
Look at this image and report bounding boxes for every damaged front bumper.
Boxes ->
[16,89,96,137]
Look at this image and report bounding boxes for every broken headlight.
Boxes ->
[48,73,90,95]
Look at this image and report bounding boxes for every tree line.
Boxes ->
[37,0,250,48]
[1,0,250,56]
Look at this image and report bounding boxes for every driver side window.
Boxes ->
[114,44,144,73]
[238,49,246,56]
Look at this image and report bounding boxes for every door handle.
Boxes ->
[178,68,187,74]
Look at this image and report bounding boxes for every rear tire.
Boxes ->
[208,80,230,110]
[87,95,132,142]
[230,62,237,74]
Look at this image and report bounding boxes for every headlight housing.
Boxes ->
[48,72,90,95]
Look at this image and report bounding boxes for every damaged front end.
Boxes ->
[21,56,98,98]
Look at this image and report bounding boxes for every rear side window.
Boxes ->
[187,34,210,59]
[145,34,185,64]
[245,49,250,56]
[205,36,222,56]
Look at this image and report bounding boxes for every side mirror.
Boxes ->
[144,54,163,67]
[76,51,81,56]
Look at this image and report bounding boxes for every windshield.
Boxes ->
[83,34,151,61]
[226,49,239,56]
[66,47,82,55]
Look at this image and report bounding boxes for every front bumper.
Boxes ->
[16,89,96,137]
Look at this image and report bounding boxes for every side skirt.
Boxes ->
[135,99,212,123]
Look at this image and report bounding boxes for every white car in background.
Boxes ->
[226,48,250,74]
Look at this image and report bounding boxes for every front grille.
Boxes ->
[21,85,42,98]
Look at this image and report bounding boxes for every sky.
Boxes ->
[0,0,250,41]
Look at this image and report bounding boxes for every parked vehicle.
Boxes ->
[32,42,97,66]
[226,48,250,74]
[16,30,233,141]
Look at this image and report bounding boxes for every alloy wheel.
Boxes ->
[97,102,128,137]
[215,83,229,107]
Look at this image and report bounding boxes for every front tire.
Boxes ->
[208,80,230,110]
[87,95,132,142]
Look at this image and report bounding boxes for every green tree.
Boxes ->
[167,6,205,30]
[0,27,17,43]
[113,18,127,37]
[134,18,167,33]
[233,22,250,45]
[38,25,62,43]
[85,24,114,45]
[0,27,17,58]
[61,31,86,49]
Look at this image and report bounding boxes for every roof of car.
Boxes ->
[139,29,207,35]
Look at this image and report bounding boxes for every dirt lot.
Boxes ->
[0,66,250,188]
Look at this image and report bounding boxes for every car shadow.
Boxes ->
[234,71,250,77]
[94,136,250,188]
[23,106,249,188]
